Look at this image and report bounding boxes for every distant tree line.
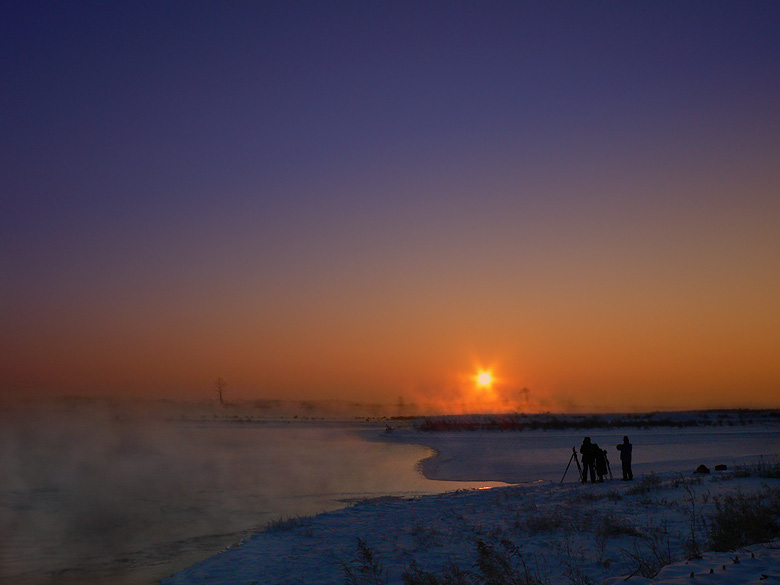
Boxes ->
[413,410,780,432]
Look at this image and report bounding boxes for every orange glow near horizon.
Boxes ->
[4,292,780,413]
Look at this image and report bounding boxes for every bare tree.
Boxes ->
[214,377,227,405]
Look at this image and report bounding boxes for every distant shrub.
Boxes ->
[707,487,780,551]
[402,560,470,585]
[594,512,642,538]
[757,457,780,478]
[342,538,387,585]
[263,515,309,533]
[572,489,623,503]
[410,520,443,548]
[522,512,565,535]
[413,410,780,432]
[729,457,780,479]
[402,539,548,585]
[665,474,703,489]
[620,520,674,579]
[473,539,548,585]
[626,473,664,495]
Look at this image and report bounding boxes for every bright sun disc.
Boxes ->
[477,372,492,387]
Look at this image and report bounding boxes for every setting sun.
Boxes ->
[476,372,492,387]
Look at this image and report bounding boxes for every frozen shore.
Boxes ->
[376,422,780,483]
[162,426,780,585]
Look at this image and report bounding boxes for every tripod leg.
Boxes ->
[560,453,575,484]
[575,453,583,482]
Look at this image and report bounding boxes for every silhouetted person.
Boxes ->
[594,443,607,482]
[580,437,596,483]
[616,435,633,480]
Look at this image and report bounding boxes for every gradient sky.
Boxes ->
[2,1,779,412]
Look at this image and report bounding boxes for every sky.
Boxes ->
[2,1,779,412]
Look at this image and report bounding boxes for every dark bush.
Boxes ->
[708,487,780,551]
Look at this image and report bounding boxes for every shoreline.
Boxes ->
[162,463,780,585]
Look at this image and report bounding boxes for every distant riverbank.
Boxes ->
[376,420,780,483]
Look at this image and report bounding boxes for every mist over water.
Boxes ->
[0,401,498,585]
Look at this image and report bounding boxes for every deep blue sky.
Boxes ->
[2,2,780,410]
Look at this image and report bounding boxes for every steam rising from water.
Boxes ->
[0,400,462,585]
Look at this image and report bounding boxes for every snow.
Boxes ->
[161,428,780,585]
[603,547,780,584]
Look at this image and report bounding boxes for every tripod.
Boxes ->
[560,446,583,484]
[602,449,613,480]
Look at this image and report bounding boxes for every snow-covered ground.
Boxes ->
[162,430,780,585]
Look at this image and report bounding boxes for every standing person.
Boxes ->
[616,436,633,480]
[580,437,596,483]
[593,443,607,482]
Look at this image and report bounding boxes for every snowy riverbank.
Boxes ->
[162,468,780,584]
[162,426,780,584]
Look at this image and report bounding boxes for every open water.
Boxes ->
[0,405,500,585]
